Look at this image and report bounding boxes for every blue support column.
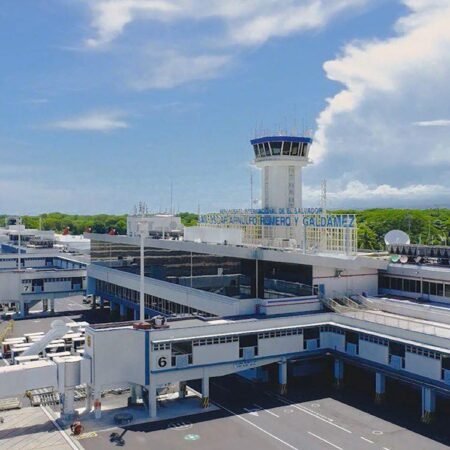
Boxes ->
[119,303,126,321]
[334,358,344,388]
[421,387,436,423]
[201,374,210,408]
[110,300,117,318]
[100,297,104,309]
[278,359,288,395]
[375,372,386,404]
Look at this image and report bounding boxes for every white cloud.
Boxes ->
[413,120,450,127]
[303,181,450,208]
[82,0,369,88]
[84,0,368,48]
[306,0,450,206]
[48,111,128,132]
[131,51,231,89]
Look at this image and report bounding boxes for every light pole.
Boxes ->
[17,227,22,271]
[138,221,149,322]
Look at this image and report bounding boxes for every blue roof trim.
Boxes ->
[250,136,313,145]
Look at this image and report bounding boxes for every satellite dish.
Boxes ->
[400,255,408,264]
[384,230,410,246]
[390,255,401,263]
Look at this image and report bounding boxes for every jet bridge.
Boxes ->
[1,311,450,423]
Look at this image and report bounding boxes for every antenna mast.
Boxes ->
[250,172,254,211]
[320,180,327,214]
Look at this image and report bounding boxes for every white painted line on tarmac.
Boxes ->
[307,431,343,450]
[243,407,260,416]
[271,394,352,434]
[214,401,299,450]
[383,447,391,450]
[254,404,280,418]
[360,436,374,444]
[40,406,80,450]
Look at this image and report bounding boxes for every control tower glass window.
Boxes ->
[282,141,291,155]
[258,143,264,156]
[299,143,305,157]
[253,144,259,157]
[270,142,282,155]
[263,142,271,156]
[291,142,299,156]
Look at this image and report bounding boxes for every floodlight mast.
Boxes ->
[138,221,149,322]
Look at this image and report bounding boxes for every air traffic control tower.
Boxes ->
[251,135,312,210]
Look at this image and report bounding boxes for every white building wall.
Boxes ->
[0,259,17,270]
[89,328,145,389]
[321,332,345,351]
[405,352,441,380]
[313,266,378,296]
[43,281,72,292]
[258,335,303,357]
[0,272,21,301]
[151,348,172,371]
[358,340,389,365]
[261,165,303,210]
[193,342,239,366]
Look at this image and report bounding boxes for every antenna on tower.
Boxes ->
[250,171,254,212]
[320,180,327,214]
[170,180,173,216]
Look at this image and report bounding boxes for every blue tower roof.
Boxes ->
[250,135,313,145]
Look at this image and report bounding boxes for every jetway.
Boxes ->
[1,311,450,424]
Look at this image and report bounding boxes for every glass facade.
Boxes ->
[252,140,310,159]
[379,273,450,299]
[91,239,314,300]
[95,279,214,317]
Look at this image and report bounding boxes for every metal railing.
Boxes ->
[320,296,348,314]
[345,310,450,339]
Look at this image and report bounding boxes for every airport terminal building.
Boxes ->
[1,134,450,428]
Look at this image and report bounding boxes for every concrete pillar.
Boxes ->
[85,385,92,412]
[93,388,102,419]
[119,303,126,321]
[147,385,157,418]
[18,303,25,318]
[49,299,55,314]
[375,372,386,404]
[129,384,143,405]
[179,381,187,399]
[421,387,436,423]
[61,388,75,420]
[42,299,48,312]
[201,375,209,408]
[278,359,288,395]
[334,358,344,388]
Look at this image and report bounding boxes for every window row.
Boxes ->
[379,274,450,298]
[406,345,441,359]
[95,280,214,317]
[193,336,239,346]
[22,277,76,284]
[258,328,302,339]
[320,325,345,335]
[153,343,171,351]
[360,334,389,346]
[253,141,309,158]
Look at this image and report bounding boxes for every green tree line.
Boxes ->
[1,209,449,249]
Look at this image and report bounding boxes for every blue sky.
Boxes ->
[1,0,450,214]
